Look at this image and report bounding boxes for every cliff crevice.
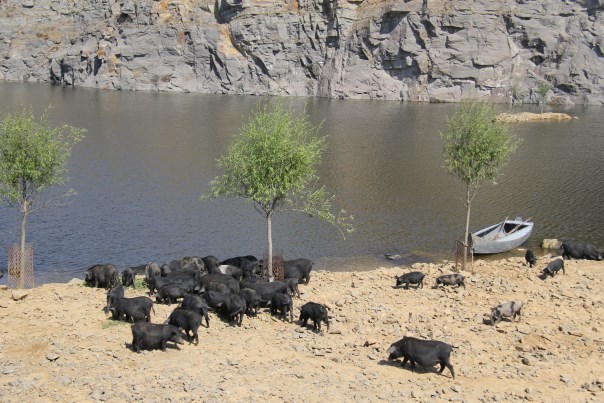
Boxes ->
[1,0,602,103]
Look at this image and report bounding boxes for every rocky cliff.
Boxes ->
[1,0,603,104]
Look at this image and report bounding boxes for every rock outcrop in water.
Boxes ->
[0,0,603,104]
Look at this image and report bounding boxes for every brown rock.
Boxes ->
[11,290,28,301]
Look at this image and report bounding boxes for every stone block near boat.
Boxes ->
[541,239,563,250]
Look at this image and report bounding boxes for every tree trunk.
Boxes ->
[267,211,274,281]
[463,183,471,271]
[20,204,27,288]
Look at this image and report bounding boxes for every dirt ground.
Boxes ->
[0,256,602,402]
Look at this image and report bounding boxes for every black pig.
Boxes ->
[221,294,246,327]
[180,294,210,327]
[85,264,118,289]
[395,271,425,289]
[104,284,125,314]
[387,336,455,379]
[560,240,602,260]
[269,293,294,322]
[239,288,261,316]
[299,302,329,332]
[110,296,154,323]
[541,258,565,278]
[168,308,202,345]
[525,249,537,268]
[131,322,183,352]
[155,284,190,304]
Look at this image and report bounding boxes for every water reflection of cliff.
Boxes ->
[0,82,602,283]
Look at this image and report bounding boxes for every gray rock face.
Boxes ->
[0,0,602,104]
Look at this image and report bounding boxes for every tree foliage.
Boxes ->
[440,100,519,269]
[441,100,517,187]
[0,106,85,209]
[0,106,85,284]
[203,100,353,277]
[536,81,551,113]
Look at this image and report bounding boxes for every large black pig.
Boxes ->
[395,272,425,289]
[560,240,602,260]
[387,336,455,379]
[104,284,125,314]
[269,293,294,322]
[85,264,118,289]
[220,294,247,327]
[131,322,184,352]
[168,308,202,345]
[541,258,565,278]
[284,259,313,284]
[180,294,210,327]
[299,302,329,332]
[110,296,154,323]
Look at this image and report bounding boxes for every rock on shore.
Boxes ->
[0,258,602,401]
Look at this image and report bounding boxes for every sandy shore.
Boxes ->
[496,112,574,123]
[0,256,602,402]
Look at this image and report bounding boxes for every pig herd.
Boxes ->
[386,239,601,379]
[85,238,600,380]
[87,255,329,353]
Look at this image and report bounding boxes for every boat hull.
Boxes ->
[471,220,534,254]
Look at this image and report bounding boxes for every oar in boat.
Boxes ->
[506,217,533,236]
[492,216,509,240]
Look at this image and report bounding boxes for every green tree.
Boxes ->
[536,81,551,113]
[440,100,519,270]
[203,100,353,279]
[0,106,86,286]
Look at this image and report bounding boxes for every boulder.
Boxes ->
[11,290,28,301]
[541,239,563,250]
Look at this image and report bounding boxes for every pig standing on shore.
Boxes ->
[104,284,124,314]
[387,336,455,379]
[490,301,523,325]
[299,302,329,333]
[131,323,184,352]
[525,249,537,268]
[434,274,465,288]
[395,272,425,289]
[560,240,602,260]
[541,258,565,278]
[167,308,202,345]
[85,264,118,289]
[269,293,294,322]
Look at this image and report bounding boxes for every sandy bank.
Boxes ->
[496,112,574,123]
[0,257,602,402]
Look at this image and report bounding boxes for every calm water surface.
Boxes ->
[0,82,602,284]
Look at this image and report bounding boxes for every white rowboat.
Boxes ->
[471,217,534,254]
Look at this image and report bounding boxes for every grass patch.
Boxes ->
[134,277,147,290]
[101,319,129,330]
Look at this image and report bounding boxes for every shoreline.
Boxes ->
[4,249,544,287]
[1,257,602,401]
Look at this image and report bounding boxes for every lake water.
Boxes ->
[0,82,603,284]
